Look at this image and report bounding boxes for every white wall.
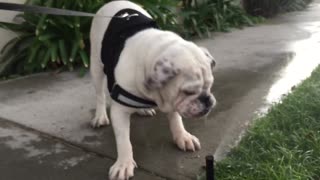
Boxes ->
[0,0,25,53]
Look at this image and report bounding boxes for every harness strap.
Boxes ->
[111,84,157,108]
[101,9,158,109]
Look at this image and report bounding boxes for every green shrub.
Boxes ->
[280,0,313,12]
[0,0,179,77]
[180,0,263,38]
[0,0,260,78]
[243,0,313,17]
[0,0,97,77]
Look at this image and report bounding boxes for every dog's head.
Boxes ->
[145,41,216,118]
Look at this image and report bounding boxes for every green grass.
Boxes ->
[210,66,320,180]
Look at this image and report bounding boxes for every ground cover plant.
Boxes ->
[200,66,320,179]
[0,0,259,78]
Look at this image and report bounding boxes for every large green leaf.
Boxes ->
[0,0,266,78]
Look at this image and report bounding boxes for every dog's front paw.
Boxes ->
[91,112,110,128]
[109,158,137,180]
[136,109,156,116]
[174,131,201,152]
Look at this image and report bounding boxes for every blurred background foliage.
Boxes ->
[0,0,311,78]
[243,0,313,17]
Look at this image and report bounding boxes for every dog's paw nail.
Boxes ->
[91,113,110,128]
[109,159,136,180]
[174,132,201,152]
[137,109,156,116]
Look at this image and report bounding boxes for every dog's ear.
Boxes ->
[144,58,180,89]
[200,47,216,68]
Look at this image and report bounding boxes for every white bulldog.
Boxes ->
[90,1,216,180]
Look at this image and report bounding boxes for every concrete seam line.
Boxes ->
[0,116,175,180]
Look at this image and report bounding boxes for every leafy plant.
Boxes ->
[0,0,261,78]
[280,0,313,12]
[0,0,98,77]
[135,0,180,32]
[179,0,263,38]
[0,0,179,77]
[243,0,313,17]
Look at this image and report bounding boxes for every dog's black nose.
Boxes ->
[198,94,214,107]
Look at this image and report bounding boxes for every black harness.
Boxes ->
[101,9,158,108]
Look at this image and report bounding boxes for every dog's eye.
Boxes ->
[183,90,196,96]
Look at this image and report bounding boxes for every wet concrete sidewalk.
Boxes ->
[1,1,320,179]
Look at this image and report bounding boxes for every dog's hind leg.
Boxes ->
[90,49,110,128]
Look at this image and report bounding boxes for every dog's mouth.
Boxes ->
[176,99,204,119]
[179,111,193,118]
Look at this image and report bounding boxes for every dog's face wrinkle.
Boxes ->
[199,46,216,69]
[146,44,215,115]
[202,72,213,93]
[145,57,181,89]
[171,65,215,118]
